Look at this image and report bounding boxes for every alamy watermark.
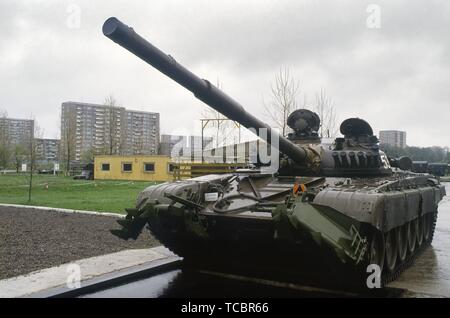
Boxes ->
[66,263,81,289]
[366,264,382,288]
[170,127,280,173]
[66,3,81,29]
[366,4,381,29]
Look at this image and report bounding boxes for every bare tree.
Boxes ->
[60,108,77,175]
[264,67,301,136]
[27,120,41,202]
[103,94,124,155]
[314,89,338,138]
[0,110,11,171]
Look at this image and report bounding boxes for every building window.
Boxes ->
[122,162,133,172]
[101,163,110,171]
[144,162,155,173]
[167,163,175,173]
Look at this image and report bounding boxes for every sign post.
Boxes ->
[54,163,60,175]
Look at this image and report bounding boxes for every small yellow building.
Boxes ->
[94,155,174,182]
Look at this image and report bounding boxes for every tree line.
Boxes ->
[380,143,449,163]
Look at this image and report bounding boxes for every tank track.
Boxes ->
[147,211,438,289]
[381,211,437,286]
[146,224,202,259]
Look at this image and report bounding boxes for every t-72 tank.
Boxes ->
[102,17,446,286]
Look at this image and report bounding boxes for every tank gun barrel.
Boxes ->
[102,17,307,164]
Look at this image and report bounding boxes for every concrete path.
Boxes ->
[0,246,173,298]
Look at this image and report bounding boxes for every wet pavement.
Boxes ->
[82,268,397,298]
[388,182,450,297]
[82,183,450,298]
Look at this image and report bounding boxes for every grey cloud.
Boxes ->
[0,0,449,147]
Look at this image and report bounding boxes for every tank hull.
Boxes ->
[113,172,445,286]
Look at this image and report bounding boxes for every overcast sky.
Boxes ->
[0,0,449,147]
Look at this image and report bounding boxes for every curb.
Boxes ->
[32,257,182,298]
[0,203,125,218]
[0,246,176,298]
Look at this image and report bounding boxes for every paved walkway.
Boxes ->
[0,246,173,298]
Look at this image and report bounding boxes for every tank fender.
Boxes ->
[312,190,385,229]
[313,185,443,232]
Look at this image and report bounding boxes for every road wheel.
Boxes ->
[406,221,416,254]
[396,225,408,263]
[416,216,424,246]
[368,230,385,273]
[384,229,398,273]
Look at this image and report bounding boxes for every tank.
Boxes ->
[103,17,446,286]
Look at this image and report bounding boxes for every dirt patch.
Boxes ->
[0,206,159,280]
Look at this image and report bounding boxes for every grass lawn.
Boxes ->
[0,174,160,214]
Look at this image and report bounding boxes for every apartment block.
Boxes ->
[0,117,34,146]
[123,110,160,156]
[379,130,407,148]
[35,138,60,163]
[61,101,159,162]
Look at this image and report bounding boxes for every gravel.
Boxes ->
[0,206,159,280]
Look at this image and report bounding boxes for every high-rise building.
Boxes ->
[0,117,34,146]
[123,110,160,156]
[159,134,213,158]
[61,101,159,162]
[35,138,60,163]
[379,130,407,148]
